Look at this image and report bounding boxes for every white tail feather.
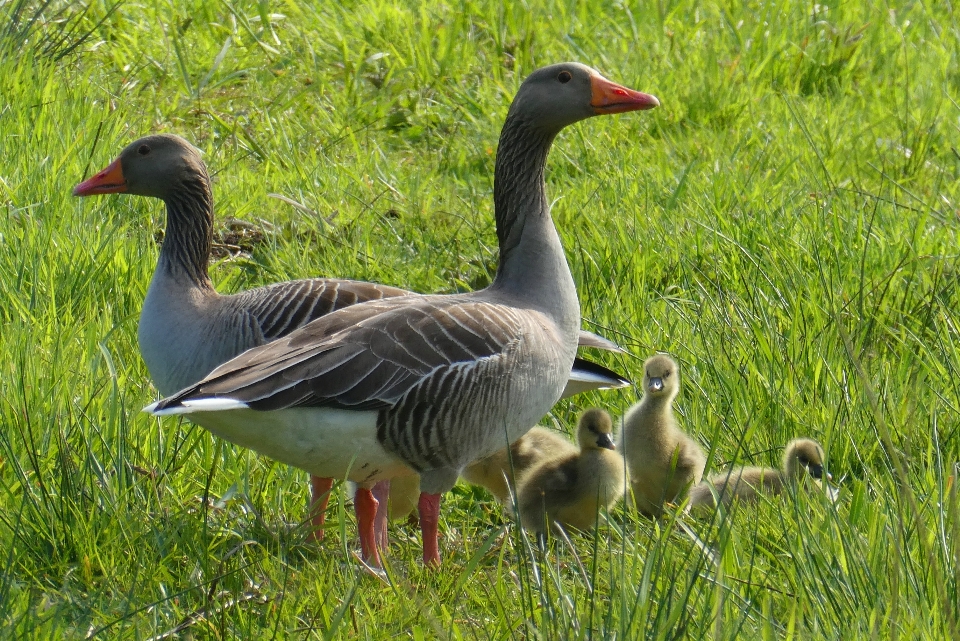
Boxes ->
[143,397,250,416]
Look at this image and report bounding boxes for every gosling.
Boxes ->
[461,427,579,502]
[618,354,706,517]
[514,408,626,534]
[689,438,828,509]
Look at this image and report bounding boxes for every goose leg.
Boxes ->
[418,492,442,567]
[307,476,334,542]
[372,480,391,552]
[355,487,382,567]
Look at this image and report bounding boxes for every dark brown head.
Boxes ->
[577,407,616,451]
[73,134,207,200]
[641,354,680,402]
[507,62,659,134]
[783,438,829,481]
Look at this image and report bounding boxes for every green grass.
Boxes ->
[1,0,958,638]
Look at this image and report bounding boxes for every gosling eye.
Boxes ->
[557,70,572,83]
[138,144,151,156]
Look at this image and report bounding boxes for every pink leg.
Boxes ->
[355,487,382,568]
[307,476,334,542]
[418,492,442,567]
[372,480,391,553]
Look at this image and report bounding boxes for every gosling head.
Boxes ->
[577,408,616,451]
[641,354,680,403]
[783,438,829,482]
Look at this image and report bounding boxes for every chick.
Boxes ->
[618,354,706,516]
[514,408,626,534]
[461,427,580,502]
[689,438,828,509]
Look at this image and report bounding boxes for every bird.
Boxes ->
[688,438,829,510]
[618,354,706,517]
[73,132,631,549]
[461,426,580,503]
[513,408,626,534]
[143,62,659,568]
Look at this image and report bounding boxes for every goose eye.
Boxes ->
[557,70,572,83]
[138,144,151,155]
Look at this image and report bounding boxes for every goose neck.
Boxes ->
[158,171,215,289]
[489,115,577,328]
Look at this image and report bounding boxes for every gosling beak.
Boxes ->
[596,433,616,450]
[590,74,660,114]
[809,464,825,481]
[647,377,664,393]
[73,157,127,196]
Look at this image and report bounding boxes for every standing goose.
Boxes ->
[73,133,630,546]
[688,438,829,510]
[145,62,659,567]
[513,408,626,534]
[618,354,706,516]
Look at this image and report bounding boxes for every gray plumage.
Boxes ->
[689,438,828,510]
[513,408,626,533]
[618,354,706,517]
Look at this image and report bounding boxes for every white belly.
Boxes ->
[185,407,416,485]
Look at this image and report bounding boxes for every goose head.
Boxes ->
[506,62,659,134]
[73,134,206,199]
[783,438,829,482]
[641,354,680,401]
[577,407,616,451]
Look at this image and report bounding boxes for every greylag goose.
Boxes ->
[689,438,829,510]
[513,408,625,533]
[145,62,659,567]
[73,133,630,547]
[618,354,706,516]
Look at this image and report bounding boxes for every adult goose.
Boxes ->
[73,133,629,544]
[688,438,829,510]
[618,354,706,516]
[145,62,659,567]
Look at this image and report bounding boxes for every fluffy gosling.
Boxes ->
[461,426,580,502]
[689,438,828,509]
[514,408,626,534]
[618,354,706,516]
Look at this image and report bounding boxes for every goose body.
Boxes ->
[689,438,828,510]
[145,63,659,566]
[513,408,626,533]
[618,354,706,516]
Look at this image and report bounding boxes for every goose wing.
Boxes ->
[232,278,413,340]
[153,297,530,413]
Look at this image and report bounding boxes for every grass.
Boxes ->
[1,0,958,638]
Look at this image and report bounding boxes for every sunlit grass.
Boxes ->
[1,0,958,638]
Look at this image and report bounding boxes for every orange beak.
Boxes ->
[590,74,660,114]
[73,158,127,196]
